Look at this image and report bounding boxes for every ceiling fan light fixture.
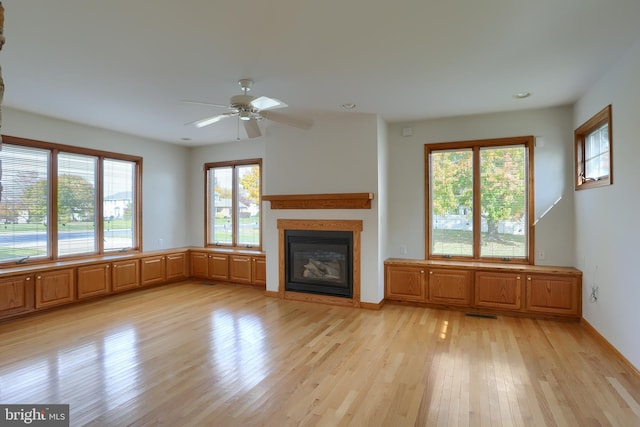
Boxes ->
[239,110,251,121]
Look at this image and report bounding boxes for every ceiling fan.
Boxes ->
[184,79,313,139]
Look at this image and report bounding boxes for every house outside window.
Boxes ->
[205,159,261,249]
[0,136,141,265]
[425,136,534,263]
[575,104,613,190]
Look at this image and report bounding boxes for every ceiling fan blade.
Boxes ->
[261,111,313,130]
[243,118,262,139]
[251,96,287,110]
[184,112,234,128]
[181,100,229,108]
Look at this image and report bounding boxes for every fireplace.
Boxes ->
[276,219,362,307]
[285,230,353,298]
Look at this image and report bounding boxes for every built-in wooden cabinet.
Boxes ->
[209,254,229,281]
[475,271,522,311]
[428,268,472,306]
[525,274,580,317]
[385,264,426,302]
[188,250,265,286]
[166,252,188,282]
[190,251,209,279]
[230,255,252,284]
[112,259,140,292]
[252,255,266,286]
[0,275,35,318]
[229,254,266,286]
[0,248,265,321]
[141,255,167,287]
[384,259,582,319]
[35,268,75,309]
[77,263,111,299]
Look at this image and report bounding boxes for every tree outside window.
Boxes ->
[205,159,261,249]
[426,137,533,263]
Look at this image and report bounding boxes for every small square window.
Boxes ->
[575,105,613,190]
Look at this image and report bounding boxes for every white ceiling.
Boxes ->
[2,0,640,146]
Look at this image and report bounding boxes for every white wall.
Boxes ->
[2,107,191,250]
[387,106,576,266]
[574,37,640,370]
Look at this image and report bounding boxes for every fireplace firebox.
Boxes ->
[284,230,353,298]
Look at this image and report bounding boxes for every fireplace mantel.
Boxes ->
[262,193,373,210]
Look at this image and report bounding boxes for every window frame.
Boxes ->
[204,158,262,250]
[0,135,142,266]
[574,104,613,191]
[425,136,535,264]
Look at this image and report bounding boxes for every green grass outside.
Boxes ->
[213,216,260,245]
[432,229,525,258]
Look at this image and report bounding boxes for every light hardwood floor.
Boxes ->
[1,281,639,426]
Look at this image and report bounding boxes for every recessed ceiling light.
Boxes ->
[341,103,357,110]
[513,92,531,99]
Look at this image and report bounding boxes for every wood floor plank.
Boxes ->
[1,282,640,426]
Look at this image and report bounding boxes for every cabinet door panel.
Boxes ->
[526,275,579,316]
[428,269,471,306]
[190,252,209,279]
[166,253,187,281]
[112,260,140,292]
[230,255,252,284]
[475,272,522,310]
[252,256,266,286]
[385,266,426,301]
[0,276,35,317]
[35,269,75,309]
[77,264,111,299]
[208,254,229,280]
[141,256,166,286]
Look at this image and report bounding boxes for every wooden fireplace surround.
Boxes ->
[276,219,362,308]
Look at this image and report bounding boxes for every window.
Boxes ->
[426,136,534,263]
[0,136,141,265]
[575,104,612,190]
[205,159,261,249]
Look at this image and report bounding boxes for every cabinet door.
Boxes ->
[385,265,426,302]
[475,271,522,310]
[35,269,75,309]
[190,251,209,279]
[526,274,580,316]
[112,259,140,292]
[141,255,167,286]
[252,256,266,286]
[77,263,111,299]
[166,252,187,282]
[428,268,471,306]
[0,275,35,318]
[208,254,229,280]
[230,255,252,284]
